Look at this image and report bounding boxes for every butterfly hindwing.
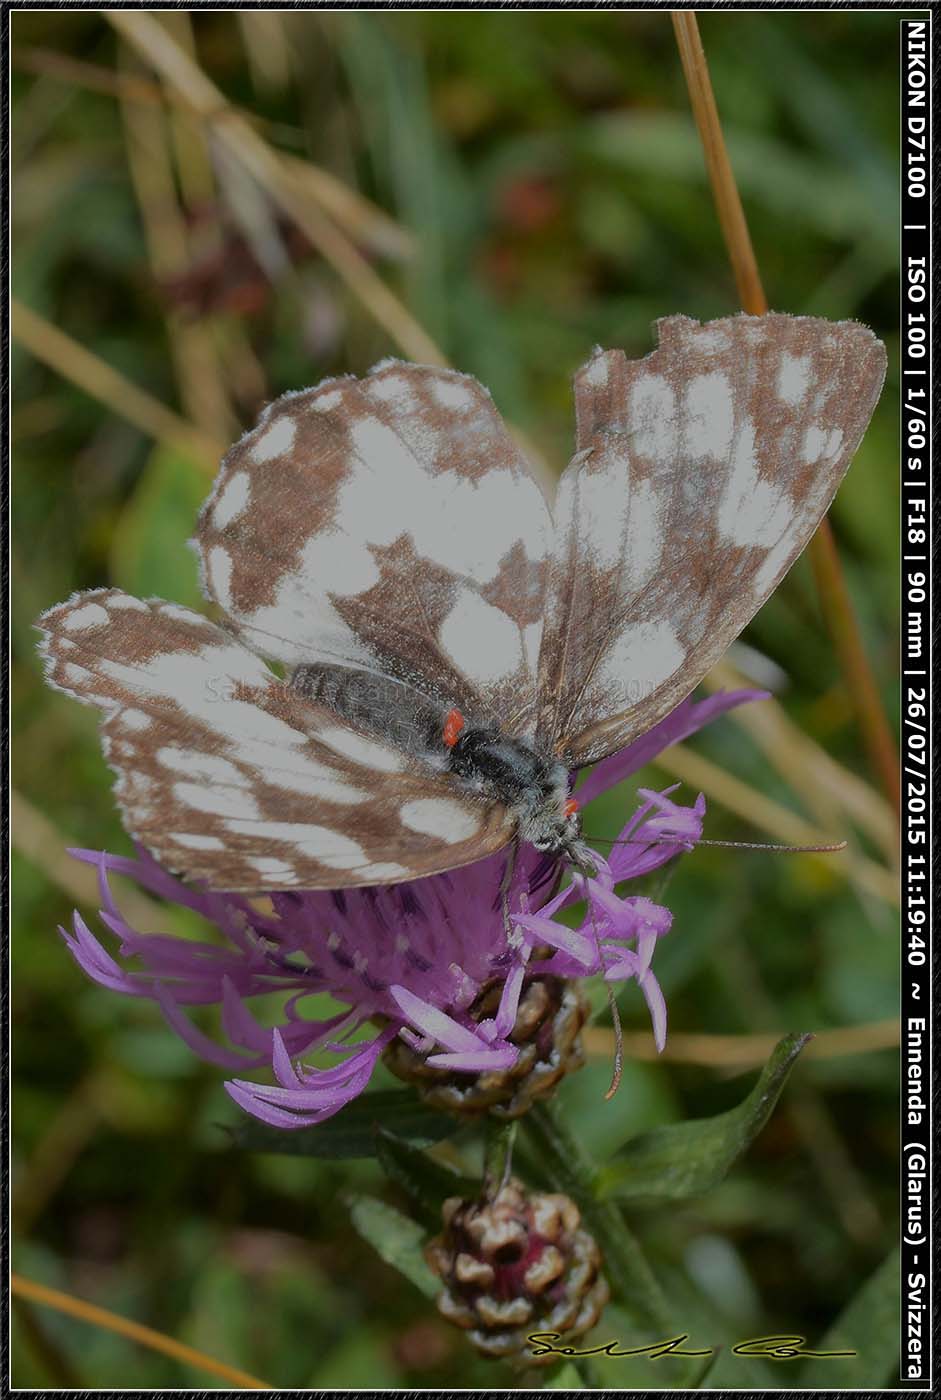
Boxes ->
[195,362,552,739]
[38,590,514,891]
[537,313,887,766]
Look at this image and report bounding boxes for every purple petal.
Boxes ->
[489,956,527,1040]
[525,882,582,921]
[636,787,705,842]
[291,1042,385,1090]
[221,977,271,1051]
[426,1044,518,1072]
[224,1079,356,1129]
[389,985,484,1052]
[638,968,668,1052]
[606,790,705,882]
[271,1027,302,1089]
[69,846,208,915]
[599,950,642,980]
[61,915,146,995]
[152,985,263,1070]
[585,881,636,934]
[629,897,673,936]
[231,1044,381,1110]
[512,912,595,967]
[635,929,658,974]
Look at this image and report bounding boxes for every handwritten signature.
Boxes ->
[526,1332,857,1361]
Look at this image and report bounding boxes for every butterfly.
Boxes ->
[38,312,886,892]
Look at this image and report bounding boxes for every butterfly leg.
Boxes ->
[585,891,623,1100]
[499,836,520,943]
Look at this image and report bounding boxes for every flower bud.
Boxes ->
[425,1177,608,1364]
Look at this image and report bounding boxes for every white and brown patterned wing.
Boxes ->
[195,362,551,738]
[537,313,887,766]
[38,590,515,891]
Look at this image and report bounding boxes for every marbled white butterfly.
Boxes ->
[38,313,886,891]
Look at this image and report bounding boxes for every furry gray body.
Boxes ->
[291,663,585,861]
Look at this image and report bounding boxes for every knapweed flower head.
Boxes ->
[61,691,762,1129]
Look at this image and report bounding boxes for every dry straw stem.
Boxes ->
[13,45,166,104]
[11,298,223,469]
[584,1017,900,1068]
[808,523,901,820]
[671,10,900,824]
[12,1292,81,1388]
[14,43,414,262]
[159,13,218,211]
[105,10,443,366]
[117,43,237,447]
[10,1274,272,1390]
[279,152,416,263]
[11,790,167,930]
[237,9,293,96]
[106,12,556,491]
[14,1071,107,1237]
[654,742,898,906]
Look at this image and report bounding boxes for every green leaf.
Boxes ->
[110,445,208,606]
[795,1247,900,1388]
[375,1127,478,1226]
[544,1361,587,1388]
[596,1033,811,1202]
[308,1331,401,1389]
[693,1347,781,1391]
[347,1195,439,1300]
[224,1088,455,1159]
[583,112,895,260]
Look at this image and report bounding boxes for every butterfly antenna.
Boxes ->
[585,835,848,854]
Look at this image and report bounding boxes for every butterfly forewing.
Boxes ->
[38,591,514,891]
[537,313,887,766]
[196,362,551,739]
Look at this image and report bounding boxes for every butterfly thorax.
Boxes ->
[447,728,584,861]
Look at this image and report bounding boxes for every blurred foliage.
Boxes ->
[12,9,901,1390]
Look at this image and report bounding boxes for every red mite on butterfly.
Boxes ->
[442,708,465,749]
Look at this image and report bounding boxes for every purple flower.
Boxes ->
[60,690,764,1128]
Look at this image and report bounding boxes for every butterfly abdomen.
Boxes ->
[291,663,444,758]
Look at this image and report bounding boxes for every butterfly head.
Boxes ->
[526,792,586,859]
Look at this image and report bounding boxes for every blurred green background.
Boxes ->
[12,8,902,1390]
